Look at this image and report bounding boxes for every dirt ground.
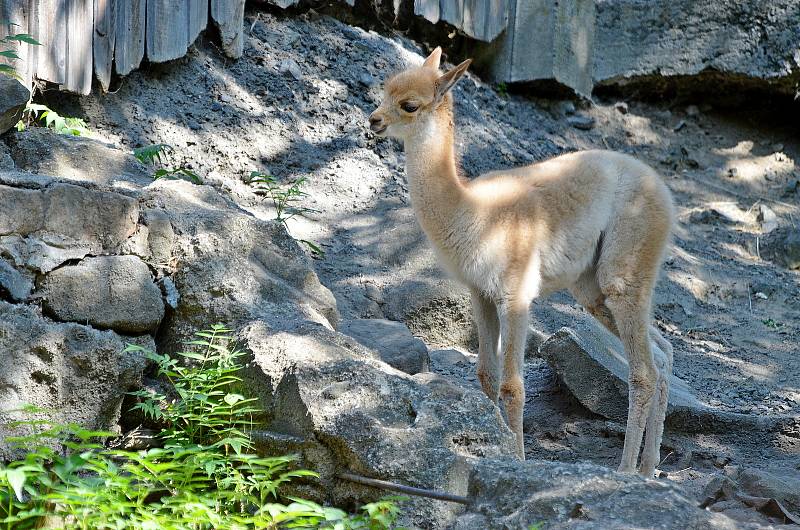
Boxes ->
[45,9,799,527]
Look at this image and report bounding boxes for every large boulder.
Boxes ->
[0,76,28,135]
[539,310,702,422]
[38,255,165,334]
[5,128,151,188]
[240,320,517,529]
[452,459,749,529]
[141,180,339,346]
[339,318,430,374]
[0,301,148,459]
[0,181,139,273]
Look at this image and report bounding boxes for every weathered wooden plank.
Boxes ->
[439,0,463,31]
[114,0,144,75]
[414,0,439,23]
[35,0,66,85]
[461,0,507,42]
[0,0,34,87]
[211,0,245,59]
[187,0,207,46]
[65,0,93,94]
[146,0,189,63]
[93,0,114,91]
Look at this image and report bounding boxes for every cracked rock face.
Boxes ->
[0,76,29,135]
[0,301,149,460]
[239,320,517,530]
[453,459,748,529]
[38,255,165,334]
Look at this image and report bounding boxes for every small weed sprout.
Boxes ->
[0,325,404,529]
[134,143,202,184]
[16,103,89,136]
[496,82,509,98]
[249,171,325,258]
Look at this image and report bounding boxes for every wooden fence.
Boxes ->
[0,0,510,96]
[0,0,244,94]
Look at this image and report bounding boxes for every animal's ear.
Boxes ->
[434,59,472,103]
[422,46,442,70]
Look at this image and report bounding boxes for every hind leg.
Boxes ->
[640,327,673,476]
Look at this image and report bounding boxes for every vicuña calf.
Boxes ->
[369,48,675,476]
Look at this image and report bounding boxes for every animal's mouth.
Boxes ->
[371,124,387,135]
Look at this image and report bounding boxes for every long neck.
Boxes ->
[402,101,467,239]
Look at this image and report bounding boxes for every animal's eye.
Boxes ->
[401,102,419,113]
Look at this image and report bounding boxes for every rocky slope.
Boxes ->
[1,8,798,529]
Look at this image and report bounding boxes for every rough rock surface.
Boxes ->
[539,309,703,422]
[452,459,750,529]
[38,255,165,334]
[594,0,800,94]
[5,128,151,188]
[143,181,339,347]
[240,320,517,529]
[0,301,148,459]
[339,318,430,374]
[0,76,28,135]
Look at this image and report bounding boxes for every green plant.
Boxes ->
[248,171,324,258]
[496,82,508,98]
[0,325,403,529]
[0,27,39,80]
[134,143,202,184]
[762,318,783,329]
[16,103,89,136]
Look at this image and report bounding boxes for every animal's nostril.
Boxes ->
[369,116,382,126]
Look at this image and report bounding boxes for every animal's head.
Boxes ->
[369,47,471,140]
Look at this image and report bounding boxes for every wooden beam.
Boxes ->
[146,0,189,63]
[414,0,439,24]
[93,0,114,91]
[65,0,93,94]
[114,0,144,76]
[211,0,245,59]
[187,0,207,46]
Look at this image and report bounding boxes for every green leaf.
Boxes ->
[9,33,41,45]
[6,468,26,501]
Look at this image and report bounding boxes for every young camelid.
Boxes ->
[369,48,675,476]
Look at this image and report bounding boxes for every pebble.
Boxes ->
[278,59,303,81]
[673,120,686,132]
[210,102,222,112]
[358,73,375,87]
[614,101,629,114]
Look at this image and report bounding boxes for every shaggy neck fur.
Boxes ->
[402,98,468,243]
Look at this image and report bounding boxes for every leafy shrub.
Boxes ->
[248,171,324,258]
[0,325,403,529]
[16,103,89,136]
[134,143,202,184]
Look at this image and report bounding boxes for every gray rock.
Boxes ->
[614,101,629,114]
[783,230,800,269]
[39,255,164,334]
[278,59,302,81]
[0,300,148,460]
[0,257,32,301]
[146,180,339,346]
[539,311,703,422]
[0,182,139,268]
[567,115,595,130]
[240,320,517,530]
[339,318,430,374]
[452,458,749,529]
[757,204,778,233]
[737,468,800,515]
[5,128,151,188]
[0,76,29,135]
[594,0,800,96]
[430,348,469,368]
[0,141,14,169]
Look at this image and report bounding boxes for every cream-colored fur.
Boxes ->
[369,48,675,476]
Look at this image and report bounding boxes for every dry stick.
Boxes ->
[337,473,471,505]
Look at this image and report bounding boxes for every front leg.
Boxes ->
[470,289,500,404]
[498,300,530,459]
